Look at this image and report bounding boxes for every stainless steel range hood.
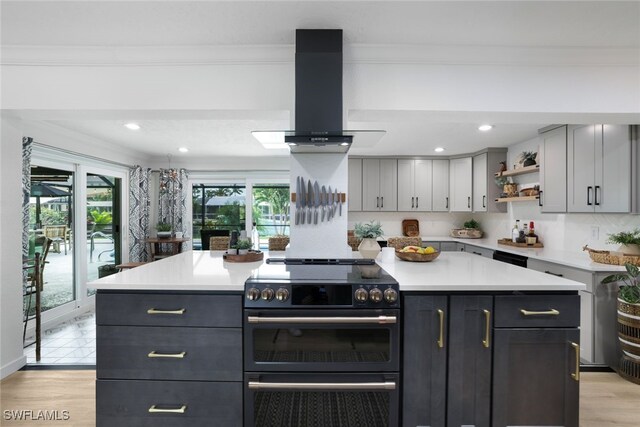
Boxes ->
[252,29,385,153]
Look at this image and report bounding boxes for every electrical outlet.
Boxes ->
[591,226,599,240]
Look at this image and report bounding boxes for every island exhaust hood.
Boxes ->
[252,29,385,153]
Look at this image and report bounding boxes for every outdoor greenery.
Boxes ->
[463,219,481,229]
[30,206,68,226]
[606,229,640,246]
[354,221,384,239]
[253,187,290,236]
[602,263,640,304]
[88,209,112,232]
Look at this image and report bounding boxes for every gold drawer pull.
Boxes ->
[570,342,580,381]
[148,351,186,359]
[520,308,559,316]
[437,309,445,349]
[147,308,186,315]
[482,309,491,348]
[148,405,187,414]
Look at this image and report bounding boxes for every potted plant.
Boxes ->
[607,229,640,255]
[602,263,640,384]
[354,221,384,259]
[236,239,252,255]
[156,222,172,238]
[451,219,483,238]
[520,151,537,167]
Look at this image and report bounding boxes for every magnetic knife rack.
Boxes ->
[290,193,347,203]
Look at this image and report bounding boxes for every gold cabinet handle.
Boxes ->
[482,309,491,348]
[437,309,445,349]
[148,405,187,414]
[520,308,559,316]
[148,351,186,359]
[147,308,186,315]
[570,342,580,381]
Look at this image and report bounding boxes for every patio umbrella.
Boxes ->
[31,183,70,228]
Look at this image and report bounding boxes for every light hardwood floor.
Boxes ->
[1,370,639,426]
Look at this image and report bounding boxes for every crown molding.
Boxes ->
[2,43,638,67]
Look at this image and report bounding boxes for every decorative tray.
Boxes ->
[223,251,264,263]
[583,245,640,266]
[451,228,483,239]
[497,238,544,248]
[395,250,440,262]
[402,219,420,237]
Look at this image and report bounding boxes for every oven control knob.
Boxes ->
[369,288,383,303]
[384,288,398,304]
[261,288,275,301]
[275,288,289,302]
[354,288,369,302]
[246,287,261,301]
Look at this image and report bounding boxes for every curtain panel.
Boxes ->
[158,168,190,250]
[129,166,151,262]
[22,137,33,260]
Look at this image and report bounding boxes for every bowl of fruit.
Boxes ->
[395,245,440,262]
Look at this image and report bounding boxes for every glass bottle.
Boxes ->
[251,222,260,250]
[512,220,520,243]
[527,221,538,245]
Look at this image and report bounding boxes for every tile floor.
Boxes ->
[24,311,96,365]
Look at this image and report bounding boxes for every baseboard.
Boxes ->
[580,364,615,372]
[1,355,27,380]
[20,364,95,371]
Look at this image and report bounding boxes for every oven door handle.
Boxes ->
[248,381,396,391]
[246,315,397,325]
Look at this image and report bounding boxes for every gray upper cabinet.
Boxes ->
[362,158,397,211]
[348,158,363,212]
[432,159,450,211]
[397,159,433,211]
[568,125,631,213]
[449,157,473,212]
[472,150,507,213]
[539,125,567,212]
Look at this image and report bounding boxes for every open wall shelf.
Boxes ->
[494,164,539,178]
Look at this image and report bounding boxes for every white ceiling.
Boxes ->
[3,1,639,160]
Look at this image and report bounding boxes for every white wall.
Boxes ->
[0,116,27,378]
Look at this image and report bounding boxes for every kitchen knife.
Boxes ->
[327,186,333,220]
[307,179,313,224]
[321,185,327,221]
[313,181,320,224]
[295,176,300,225]
[338,188,343,216]
[333,188,339,217]
[300,177,306,225]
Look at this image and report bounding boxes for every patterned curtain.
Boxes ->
[158,168,190,250]
[22,137,33,260]
[129,166,151,261]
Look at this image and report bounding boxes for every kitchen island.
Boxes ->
[90,250,585,427]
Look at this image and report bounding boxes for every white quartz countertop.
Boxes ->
[419,236,626,272]
[88,249,586,292]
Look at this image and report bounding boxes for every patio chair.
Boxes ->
[43,224,69,255]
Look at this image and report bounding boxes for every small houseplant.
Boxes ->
[156,222,172,238]
[464,219,480,230]
[602,263,640,384]
[236,239,253,255]
[607,228,640,255]
[354,221,384,259]
[520,151,537,167]
[451,219,483,239]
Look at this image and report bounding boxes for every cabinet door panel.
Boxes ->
[348,158,363,211]
[540,126,568,212]
[568,125,596,212]
[402,295,447,427]
[432,160,450,211]
[492,328,579,427]
[447,296,492,427]
[379,159,398,211]
[414,159,433,211]
[449,157,472,212]
[397,159,415,211]
[362,159,381,211]
[473,153,488,212]
[597,125,631,212]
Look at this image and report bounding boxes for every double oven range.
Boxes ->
[243,258,401,427]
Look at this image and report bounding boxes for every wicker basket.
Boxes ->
[395,250,440,262]
[209,236,230,250]
[268,236,289,251]
[387,237,423,250]
[583,245,640,266]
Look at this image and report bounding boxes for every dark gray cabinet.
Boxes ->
[96,291,243,427]
[402,295,447,427]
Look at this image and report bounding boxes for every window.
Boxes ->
[192,185,246,249]
[252,185,290,249]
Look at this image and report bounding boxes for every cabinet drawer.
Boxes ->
[494,295,580,328]
[96,293,241,327]
[97,379,242,427]
[97,326,242,381]
[440,242,458,252]
[527,259,593,291]
[464,245,494,258]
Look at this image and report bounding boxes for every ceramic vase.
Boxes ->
[619,244,640,255]
[358,238,381,259]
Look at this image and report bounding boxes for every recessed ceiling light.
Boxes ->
[124,123,140,130]
[478,124,493,131]
[178,147,189,153]
[434,147,445,153]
